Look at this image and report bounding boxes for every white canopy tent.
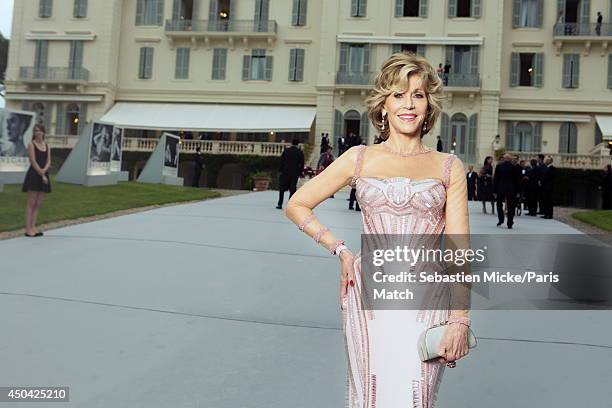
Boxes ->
[100,102,317,133]
[595,115,612,141]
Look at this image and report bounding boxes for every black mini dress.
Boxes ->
[22,142,52,193]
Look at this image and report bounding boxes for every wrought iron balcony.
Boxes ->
[165,19,277,34]
[443,73,480,88]
[19,66,90,82]
[335,71,372,86]
[553,23,612,37]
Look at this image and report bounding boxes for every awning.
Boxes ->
[100,102,316,132]
[595,115,612,140]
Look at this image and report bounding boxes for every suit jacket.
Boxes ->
[540,164,556,192]
[493,161,521,195]
[279,145,304,177]
[466,171,478,188]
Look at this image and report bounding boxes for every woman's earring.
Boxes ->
[381,114,386,130]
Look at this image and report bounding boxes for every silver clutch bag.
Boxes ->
[417,321,477,362]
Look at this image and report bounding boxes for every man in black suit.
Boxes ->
[493,153,522,229]
[192,147,206,187]
[276,139,304,209]
[436,136,443,152]
[535,154,546,214]
[539,156,556,219]
[466,164,478,201]
[525,159,539,215]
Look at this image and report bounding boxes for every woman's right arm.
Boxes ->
[27,144,44,176]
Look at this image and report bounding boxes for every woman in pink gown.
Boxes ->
[285,53,472,407]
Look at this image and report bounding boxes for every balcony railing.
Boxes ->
[443,73,480,88]
[19,67,90,82]
[165,19,278,34]
[553,23,612,37]
[335,71,372,86]
[507,151,612,170]
[46,136,294,156]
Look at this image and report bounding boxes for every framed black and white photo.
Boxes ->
[163,133,180,176]
[0,108,35,171]
[87,121,113,175]
[110,126,123,172]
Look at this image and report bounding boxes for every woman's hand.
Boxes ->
[339,250,355,310]
[437,323,470,364]
[42,175,49,185]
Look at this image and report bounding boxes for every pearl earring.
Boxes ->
[381,114,386,130]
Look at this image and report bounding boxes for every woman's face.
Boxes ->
[33,127,44,140]
[382,74,429,137]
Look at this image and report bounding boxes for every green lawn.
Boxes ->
[571,210,612,232]
[0,178,221,232]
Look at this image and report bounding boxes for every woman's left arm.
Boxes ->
[444,156,471,319]
[42,145,51,172]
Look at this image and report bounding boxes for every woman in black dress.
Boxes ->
[478,155,495,214]
[22,123,51,237]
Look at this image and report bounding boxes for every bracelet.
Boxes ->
[335,245,349,257]
[298,213,316,231]
[329,239,345,255]
[313,226,329,243]
[447,316,471,327]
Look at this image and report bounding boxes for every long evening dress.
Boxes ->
[342,144,458,408]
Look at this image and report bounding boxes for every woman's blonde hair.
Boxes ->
[365,52,445,140]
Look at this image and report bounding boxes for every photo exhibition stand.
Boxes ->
[56,122,119,186]
[137,133,183,186]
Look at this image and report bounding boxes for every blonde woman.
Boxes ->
[285,53,471,407]
[22,123,51,237]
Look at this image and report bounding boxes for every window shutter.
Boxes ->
[534,53,543,87]
[242,55,250,80]
[78,103,87,135]
[580,0,590,25]
[468,114,478,162]
[292,0,300,25]
[557,0,565,22]
[22,101,31,111]
[334,110,344,141]
[562,54,571,88]
[536,0,544,27]
[296,49,304,81]
[441,113,450,151]
[156,0,164,25]
[145,48,154,78]
[360,111,369,142]
[417,44,426,57]
[510,52,519,87]
[470,46,479,75]
[175,48,189,79]
[39,0,53,17]
[136,0,145,24]
[172,0,181,20]
[472,0,481,18]
[573,54,579,87]
[55,103,65,135]
[607,54,612,89]
[506,121,515,149]
[74,0,87,18]
[392,44,401,54]
[351,0,358,17]
[289,49,297,80]
[419,0,428,17]
[448,0,457,18]
[212,49,226,80]
[394,0,403,17]
[339,43,348,72]
[533,122,542,151]
[299,0,307,25]
[139,47,146,78]
[360,0,367,17]
[69,41,84,69]
[363,44,370,73]
[264,56,273,81]
[559,123,569,153]
[569,123,577,153]
[445,45,454,73]
[512,0,520,27]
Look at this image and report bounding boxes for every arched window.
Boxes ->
[514,122,533,151]
[344,109,362,143]
[65,104,80,135]
[450,113,468,155]
[558,122,577,153]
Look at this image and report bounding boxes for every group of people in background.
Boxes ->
[470,153,557,229]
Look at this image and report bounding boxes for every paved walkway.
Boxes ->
[1,190,611,407]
